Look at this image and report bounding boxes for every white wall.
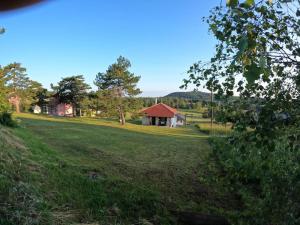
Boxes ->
[170,117,177,127]
[142,116,150,125]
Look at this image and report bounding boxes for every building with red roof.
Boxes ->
[141,103,185,127]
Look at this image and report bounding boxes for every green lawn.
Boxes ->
[1,113,238,225]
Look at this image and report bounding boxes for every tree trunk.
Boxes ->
[15,101,20,113]
[120,110,126,125]
[73,104,76,117]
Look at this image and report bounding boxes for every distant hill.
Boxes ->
[164,91,211,101]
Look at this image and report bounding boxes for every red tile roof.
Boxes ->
[141,103,177,117]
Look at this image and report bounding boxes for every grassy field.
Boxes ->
[1,113,238,225]
[195,123,232,136]
[179,109,232,135]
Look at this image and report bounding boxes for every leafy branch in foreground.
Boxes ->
[183,1,300,224]
[183,0,300,131]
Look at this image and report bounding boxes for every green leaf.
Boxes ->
[238,36,248,52]
[244,63,261,84]
[235,35,248,60]
[226,0,239,7]
[0,27,5,34]
[244,0,254,7]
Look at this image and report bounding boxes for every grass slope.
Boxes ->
[1,114,238,224]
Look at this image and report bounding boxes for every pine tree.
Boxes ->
[94,56,141,125]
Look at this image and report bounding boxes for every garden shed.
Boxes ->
[141,103,185,127]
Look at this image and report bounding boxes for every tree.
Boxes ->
[34,88,49,108]
[80,91,100,117]
[183,1,300,224]
[94,56,141,125]
[23,80,45,111]
[2,63,44,112]
[0,66,9,112]
[3,63,32,113]
[0,29,8,112]
[52,75,91,116]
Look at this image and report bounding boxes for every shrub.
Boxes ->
[210,127,300,225]
[0,112,17,127]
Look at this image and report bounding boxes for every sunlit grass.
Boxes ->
[196,122,232,135]
[16,113,208,138]
[1,113,239,224]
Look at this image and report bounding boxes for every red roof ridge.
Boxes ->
[158,103,177,113]
[141,103,177,117]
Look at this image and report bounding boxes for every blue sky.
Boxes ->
[0,0,220,96]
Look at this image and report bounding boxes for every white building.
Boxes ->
[32,105,41,114]
[141,103,185,127]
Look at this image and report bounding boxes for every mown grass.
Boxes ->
[1,114,239,224]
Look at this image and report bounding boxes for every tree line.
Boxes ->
[0,56,215,126]
[140,97,209,109]
[0,56,141,125]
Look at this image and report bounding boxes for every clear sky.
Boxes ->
[0,0,220,97]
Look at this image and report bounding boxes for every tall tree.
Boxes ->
[94,56,141,125]
[52,75,91,116]
[0,66,9,112]
[3,63,31,113]
[0,29,8,111]
[25,80,44,110]
[34,88,49,108]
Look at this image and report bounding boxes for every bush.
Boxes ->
[0,112,17,127]
[210,127,300,225]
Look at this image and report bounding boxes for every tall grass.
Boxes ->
[196,122,232,135]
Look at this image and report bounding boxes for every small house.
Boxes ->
[48,95,73,117]
[141,103,185,127]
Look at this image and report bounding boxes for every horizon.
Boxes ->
[0,0,220,97]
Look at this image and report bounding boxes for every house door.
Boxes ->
[151,117,156,125]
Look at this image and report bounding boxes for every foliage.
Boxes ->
[183,0,300,224]
[52,75,91,116]
[0,112,17,127]
[165,91,211,101]
[3,63,30,113]
[94,56,141,125]
[34,88,50,108]
[0,66,9,112]
[140,96,210,110]
[80,91,99,116]
[211,126,300,225]
[1,63,43,113]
